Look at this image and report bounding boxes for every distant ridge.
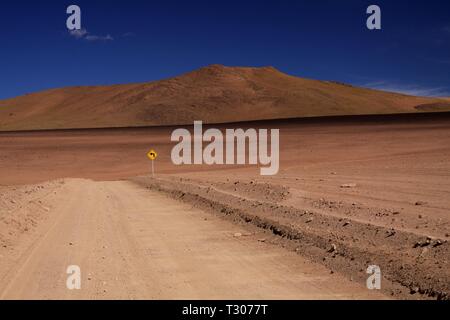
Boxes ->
[1,64,449,131]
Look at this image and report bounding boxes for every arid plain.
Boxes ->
[1,114,449,299]
[0,66,449,300]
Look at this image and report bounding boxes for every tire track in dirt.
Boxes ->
[133,176,449,300]
[0,179,384,299]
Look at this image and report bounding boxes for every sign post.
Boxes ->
[146,149,158,178]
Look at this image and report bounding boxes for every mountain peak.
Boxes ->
[0,64,446,131]
[190,64,284,78]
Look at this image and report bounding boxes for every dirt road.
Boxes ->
[0,179,382,300]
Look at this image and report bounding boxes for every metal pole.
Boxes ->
[152,160,154,178]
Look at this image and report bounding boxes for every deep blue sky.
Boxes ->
[1,0,450,99]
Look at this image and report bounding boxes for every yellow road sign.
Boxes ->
[147,149,158,161]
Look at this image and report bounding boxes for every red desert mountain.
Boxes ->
[0,64,449,131]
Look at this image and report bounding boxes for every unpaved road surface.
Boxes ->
[2,114,448,299]
[0,179,383,300]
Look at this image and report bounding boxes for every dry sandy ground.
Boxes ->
[0,179,382,299]
[0,113,449,299]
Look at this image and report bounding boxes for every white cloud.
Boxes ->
[68,29,114,42]
[69,28,88,39]
[122,32,135,38]
[85,34,114,42]
[362,81,450,97]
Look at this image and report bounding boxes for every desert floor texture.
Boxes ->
[0,113,449,299]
